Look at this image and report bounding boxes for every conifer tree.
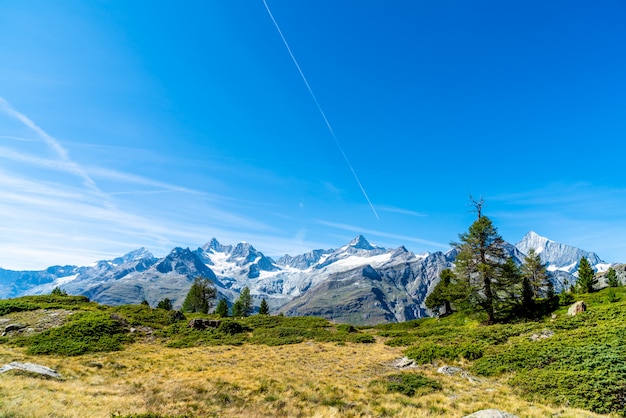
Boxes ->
[232,286,253,317]
[451,198,516,324]
[425,269,454,316]
[576,257,597,293]
[156,298,173,311]
[521,248,550,298]
[606,267,619,287]
[182,277,217,314]
[215,298,229,317]
[258,298,270,315]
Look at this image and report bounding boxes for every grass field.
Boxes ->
[0,291,623,417]
[0,338,609,417]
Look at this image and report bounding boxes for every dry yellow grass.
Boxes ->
[0,339,612,417]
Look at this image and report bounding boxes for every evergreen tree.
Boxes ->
[576,257,597,293]
[156,298,173,311]
[258,298,270,315]
[51,286,67,296]
[232,286,253,317]
[140,299,150,307]
[521,248,550,298]
[425,269,455,316]
[231,299,245,317]
[215,298,229,317]
[451,198,515,324]
[182,277,217,314]
[606,267,619,287]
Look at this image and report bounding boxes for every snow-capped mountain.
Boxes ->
[516,231,608,274]
[0,231,617,325]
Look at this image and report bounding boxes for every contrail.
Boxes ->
[262,0,379,220]
[0,96,101,194]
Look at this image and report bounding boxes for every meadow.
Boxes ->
[0,289,624,417]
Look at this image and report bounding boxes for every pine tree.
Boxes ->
[215,298,229,317]
[425,269,455,316]
[231,287,253,317]
[606,267,619,287]
[521,248,550,298]
[182,277,217,314]
[576,257,597,293]
[156,298,173,311]
[231,299,245,317]
[451,198,514,324]
[258,298,270,315]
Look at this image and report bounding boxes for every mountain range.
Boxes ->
[0,231,617,325]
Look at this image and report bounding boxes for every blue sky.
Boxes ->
[1,1,625,270]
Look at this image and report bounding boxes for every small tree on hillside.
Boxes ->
[425,269,455,316]
[51,286,67,296]
[232,287,253,317]
[451,197,517,324]
[606,267,619,287]
[182,277,217,314]
[258,298,270,315]
[215,298,229,318]
[576,257,597,293]
[156,298,173,311]
[521,249,550,298]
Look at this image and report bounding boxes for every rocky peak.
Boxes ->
[515,231,604,272]
[348,235,375,250]
[111,247,154,265]
[202,238,232,254]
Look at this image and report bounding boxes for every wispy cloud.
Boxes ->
[0,96,101,194]
[377,205,427,217]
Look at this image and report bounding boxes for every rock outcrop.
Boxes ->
[0,362,62,379]
[567,301,586,316]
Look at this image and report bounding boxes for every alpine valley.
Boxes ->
[0,232,619,325]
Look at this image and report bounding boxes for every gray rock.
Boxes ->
[463,409,518,418]
[437,366,464,376]
[0,362,62,379]
[530,329,554,341]
[567,301,586,316]
[391,357,418,369]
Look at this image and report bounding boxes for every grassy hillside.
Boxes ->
[0,290,624,417]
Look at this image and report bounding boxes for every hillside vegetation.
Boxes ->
[0,288,624,417]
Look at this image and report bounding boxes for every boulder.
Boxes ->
[0,362,62,379]
[437,366,464,376]
[530,329,554,341]
[567,301,586,316]
[391,357,418,369]
[2,323,25,336]
[463,409,518,418]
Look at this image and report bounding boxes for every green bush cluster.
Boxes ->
[375,373,441,396]
[16,311,132,356]
[111,305,185,328]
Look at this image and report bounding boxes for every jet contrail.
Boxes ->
[262,0,379,220]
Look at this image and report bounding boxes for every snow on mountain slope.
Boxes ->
[516,231,606,273]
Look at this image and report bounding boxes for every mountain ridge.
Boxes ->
[0,232,615,325]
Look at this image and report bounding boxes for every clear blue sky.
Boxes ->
[1,1,625,270]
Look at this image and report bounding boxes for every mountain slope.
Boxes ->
[2,232,617,324]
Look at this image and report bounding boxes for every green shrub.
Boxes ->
[218,320,249,335]
[377,373,441,396]
[336,324,357,333]
[112,305,184,328]
[559,291,575,306]
[404,343,456,364]
[385,335,418,347]
[347,333,375,344]
[18,312,131,356]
